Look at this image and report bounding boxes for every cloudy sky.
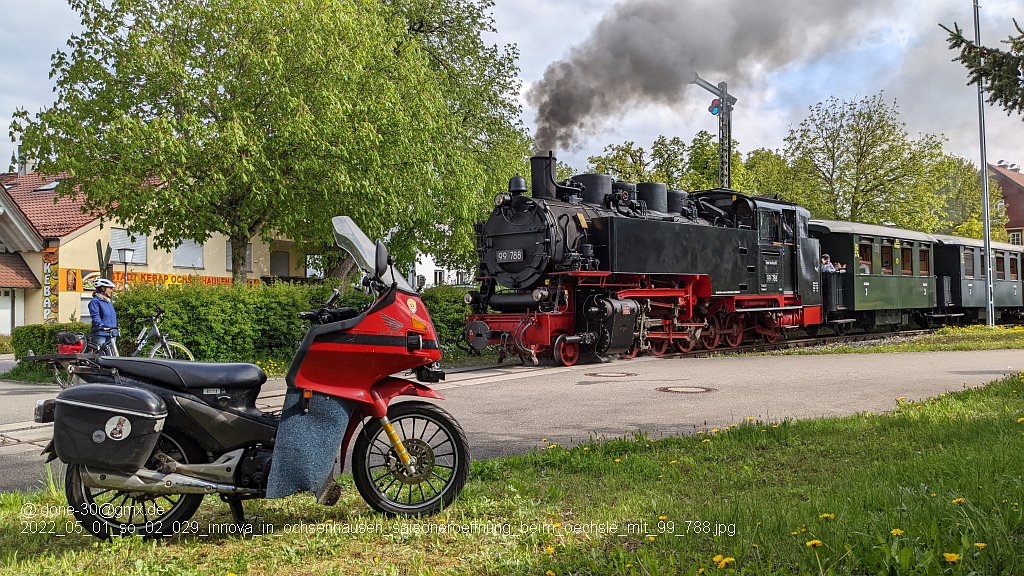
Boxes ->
[2,0,1023,174]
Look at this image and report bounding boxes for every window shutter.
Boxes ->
[110,228,148,264]
[173,240,204,269]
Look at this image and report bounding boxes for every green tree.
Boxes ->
[942,20,1024,118]
[932,155,1008,241]
[586,137,685,186]
[741,148,794,199]
[12,0,526,283]
[783,93,946,231]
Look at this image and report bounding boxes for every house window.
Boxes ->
[1010,232,1022,245]
[456,271,470,285]
[996,252,1006,280]
[173,240,204,269]
[110,228,148,265]
[919,248,930,276]
[858,242,873,274]
[225,241,253,273]
[880,244,893,275]
[434,270,445,286]
[901,247,913,276]
[1011,255,1019,281]
[964,249,975,279]
[270,251,290,277]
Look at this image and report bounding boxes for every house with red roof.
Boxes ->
[0,167,306,334]
[992,161,1024,246]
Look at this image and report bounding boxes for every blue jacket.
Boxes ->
[88,294,117,336]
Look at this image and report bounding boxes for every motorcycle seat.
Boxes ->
[96,357,267,391]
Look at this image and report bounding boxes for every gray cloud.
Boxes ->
[526,0,897,151]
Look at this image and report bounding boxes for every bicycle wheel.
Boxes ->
[51,362,72,389]
[149,341,195,361]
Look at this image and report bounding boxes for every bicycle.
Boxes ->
[51,306,194,388]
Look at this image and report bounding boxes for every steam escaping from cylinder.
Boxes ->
[527,0,890,151]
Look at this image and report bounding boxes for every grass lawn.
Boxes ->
[2,371,1023,575]
[768,325,1024,356]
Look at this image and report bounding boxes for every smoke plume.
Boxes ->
[527,0,892,151]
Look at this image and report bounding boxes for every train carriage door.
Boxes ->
[757,207,791,294]
[782,209,796,293]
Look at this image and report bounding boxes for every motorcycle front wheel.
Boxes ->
[352,401,470,516]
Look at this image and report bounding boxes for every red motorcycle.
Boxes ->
[34,216,469,539]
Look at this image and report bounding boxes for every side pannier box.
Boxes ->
[53,384,167,472]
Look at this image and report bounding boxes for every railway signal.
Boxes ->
[709,99,721,115]
[691,74,738,188]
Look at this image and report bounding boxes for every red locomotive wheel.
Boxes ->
[673,335,696,353]
[700,316,721,350]
[554,339,580,367]
[723,315,743,348]
[762,329,780,344]
[649,337,670,357]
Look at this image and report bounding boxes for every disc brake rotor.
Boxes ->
[386,438,436,485]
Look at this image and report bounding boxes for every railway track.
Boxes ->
[652,328,935,359]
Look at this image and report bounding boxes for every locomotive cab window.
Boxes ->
[880,244,893,275]
[919,247,930,276]
[858,241,873,274]
[758,210,783,243]
[901,247,913,276]
[996,252,1006,280]
[964,249,975,278]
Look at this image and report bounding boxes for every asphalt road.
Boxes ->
[0,349,1019,492]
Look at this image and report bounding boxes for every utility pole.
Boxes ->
[974,0,995,325]
[691,74,737,189]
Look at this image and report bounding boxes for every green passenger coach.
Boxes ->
[931,235,1023,323]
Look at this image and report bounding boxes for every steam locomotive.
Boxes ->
[463,154,1024,366]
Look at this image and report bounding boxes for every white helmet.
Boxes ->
[94,278,116,289]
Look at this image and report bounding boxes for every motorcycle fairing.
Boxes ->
[265,387,352,499]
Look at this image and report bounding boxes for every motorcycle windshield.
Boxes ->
[331,216,414,292]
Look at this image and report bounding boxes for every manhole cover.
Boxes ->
[583,372,636,378]
[656,386,717,394]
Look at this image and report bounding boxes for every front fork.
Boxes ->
[379,416,417,475]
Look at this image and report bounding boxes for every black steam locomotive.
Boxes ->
[464,154,1024,366]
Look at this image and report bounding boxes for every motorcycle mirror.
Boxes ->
[374,240,389,281]
[325,288,340,307]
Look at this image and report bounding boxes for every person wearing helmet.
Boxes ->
[88,278,119,354]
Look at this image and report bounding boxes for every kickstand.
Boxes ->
[224,496,246,525]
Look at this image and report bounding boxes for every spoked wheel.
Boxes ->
[352,401,470,516]
[649,336,670,357]
[762,328,781,344]
[834,322,851,336]
[149,341,195,361]
[700,316,721,350]
[65,430,205,539]
[673,335,697,353]
[50,362,72,389]
[723,315,744,349]
[553,337,580,367]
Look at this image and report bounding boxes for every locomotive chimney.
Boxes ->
[530,152,557,199]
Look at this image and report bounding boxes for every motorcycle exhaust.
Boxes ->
[81,467,260,496]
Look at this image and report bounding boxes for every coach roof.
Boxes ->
[930,234,1024,253]
[809,219,935,243]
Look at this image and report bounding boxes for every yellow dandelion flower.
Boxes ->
[547,444,557,449]
[747,416,754,422]
[974,542,986,549]
[542,438,548,442]
[647,535,656,542]
[583,446,590,451]
[890,528,904,536]
[943,552,960,563]
[546,571,556,576]
[697,569,705,575]
[930,493,937,497]
[790,531,799,536]
[800,527,808,533]
[614,458,621,463]
[819,513,835,520]
[658,515,668,521]
[1018,417,1024,423]
[545,546,554,555]
[553,522,562,529]
[625,564,632,569]
[669,460,678,464]
[897,396,906,402]
[771,423,779,428]
[952,497,966,506]
[716,557,735,568]
[805,539,823,548]
[713,554,724,563]
[702,439,711,443]
[729,424,737,428]
[751,544,759,548]
[711,428,719,434]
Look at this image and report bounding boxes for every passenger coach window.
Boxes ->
[901,247,913,275]
[996,253,1006,280]
[881,244,893,275]
[858,242,873,273]
[964,250,975,278]
[1011,256,1019,281]
[919,248,930,275]
[981,255,986,278]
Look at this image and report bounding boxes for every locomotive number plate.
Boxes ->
[496,249,524,263]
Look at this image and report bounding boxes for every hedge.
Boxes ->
[12,283,471,363]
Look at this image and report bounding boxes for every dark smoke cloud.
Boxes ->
[527,0,892,151]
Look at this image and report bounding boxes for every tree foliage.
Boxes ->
[584,132,742,190]
[11,0,528,283]
[782,93,946,231]
[943,20,1024,118]
[932,155,1008,241]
